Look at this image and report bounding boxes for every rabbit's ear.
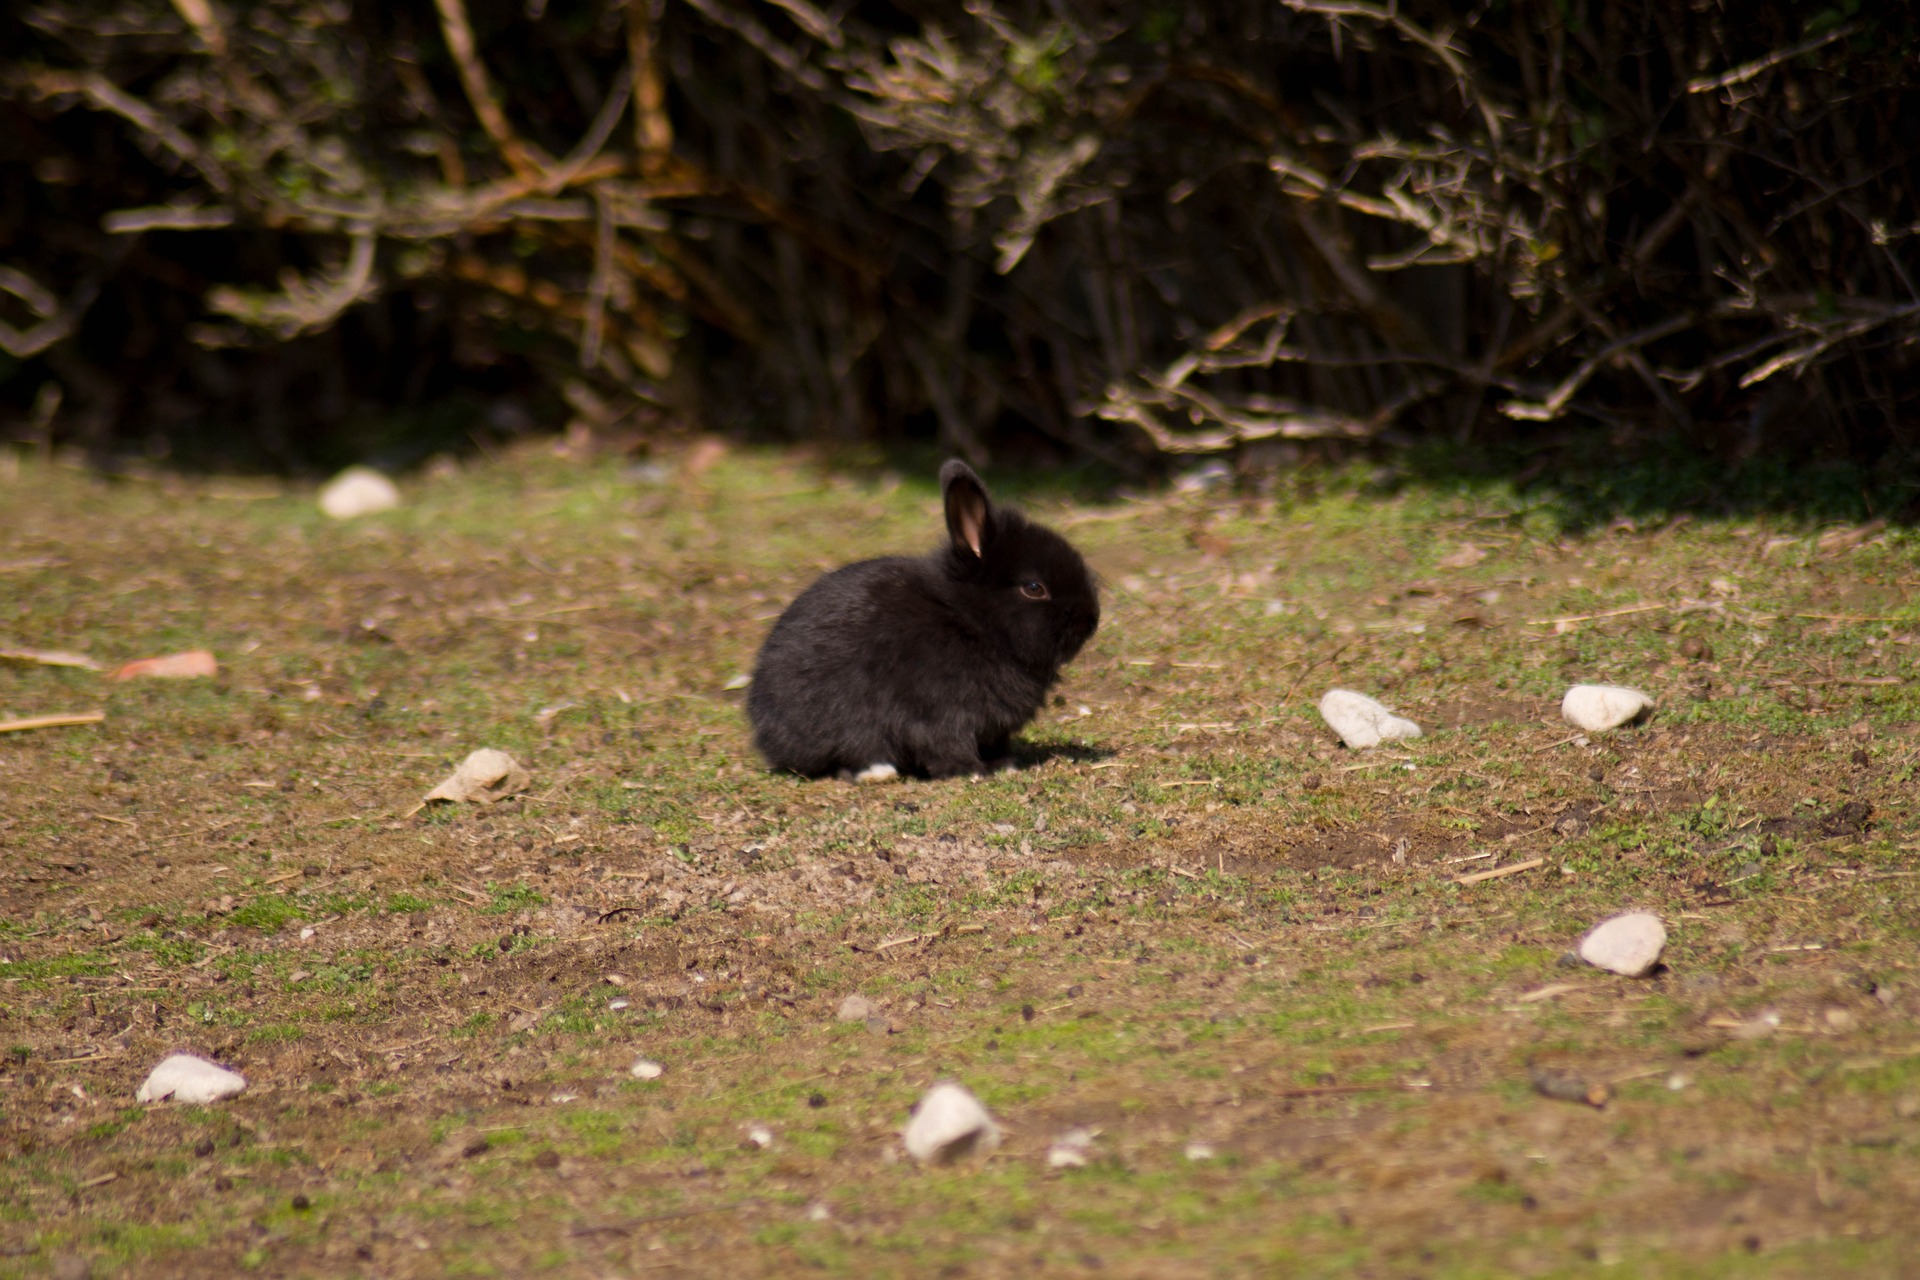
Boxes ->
[940,460,993,559]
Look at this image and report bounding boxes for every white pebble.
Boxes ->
[1183,1141,1216,1162]
[903,1081,1000,1163]
[1731,1010,1782,1041]
[1318,689,1422,750]
[1578,912,1667,977]
[1047,1127,1096,1169]
[136,1053,247,1104]
[317,466,400,519]
[1561,684,1653,732]
[422,748,531,806]
[629,1058,664,1080]
[744,1123,775,1149]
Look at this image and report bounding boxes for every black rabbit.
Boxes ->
[747,460,1100,779]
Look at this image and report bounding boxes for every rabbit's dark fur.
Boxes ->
[747,460,1099,778]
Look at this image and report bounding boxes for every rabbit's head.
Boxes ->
[938,460,1100,672]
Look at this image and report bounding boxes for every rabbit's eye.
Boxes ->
[1018,580,1050,601]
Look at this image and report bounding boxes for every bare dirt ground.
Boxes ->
[2,446,1917,1278]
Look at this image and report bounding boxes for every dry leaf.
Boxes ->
[1815,521,1883,557]
[683,437,728,477]
[1528,1062,1611,1107]
[420,749,531,807]
[0,711,106,734]
[0,647,104,671]
[111,650,218,680]
[1437,543,1487,569]
[1187,527,1232,558]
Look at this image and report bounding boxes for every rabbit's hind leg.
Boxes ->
[914,737,988,780]
[977,732,1017,775]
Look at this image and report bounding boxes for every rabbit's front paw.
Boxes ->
[920,747,988,780]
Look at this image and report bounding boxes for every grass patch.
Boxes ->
[0,446,1913,1276]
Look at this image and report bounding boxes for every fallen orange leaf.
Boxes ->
[111,650,219,680]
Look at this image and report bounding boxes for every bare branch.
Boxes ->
[580,192,617,371]
[625,1,675,176]
[205,227,378,338]
[168,0,228,56]
[905,335,987,463]
[1291,203,1439,358]
[27,71,231,194]
[102,205,236,234]
[1738,301,1920,389]
[544,61,635,194]
[432,0,549,180]
[1092,307,1399,454]
[1282,0,1507,151]
[1686,23,1858,94]
[763,0,845,49]
[681,0,831,92]
[0,267,59,318]
[1098,384,1380,454]
[0,304,82,358]
[0,248,130,358]
[994,136,1103,273]
[1501,315,1695,421]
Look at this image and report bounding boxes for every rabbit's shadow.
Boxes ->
[1008,738,1112,769]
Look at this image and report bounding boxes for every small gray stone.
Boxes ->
[836,994,878,1023]
[1578,912,1667,977]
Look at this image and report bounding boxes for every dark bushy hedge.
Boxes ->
[2,1,1915,474]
